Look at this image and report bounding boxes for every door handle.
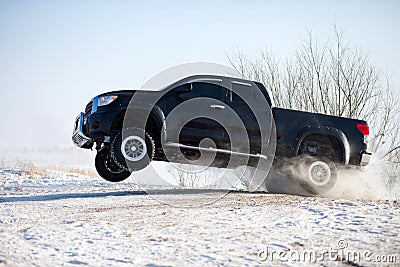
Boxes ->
[210,104,225,110]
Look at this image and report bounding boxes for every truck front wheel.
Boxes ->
[95,150,131,182]
[111,127,155,172]
[297,156,337,195]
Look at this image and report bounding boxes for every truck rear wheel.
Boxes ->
[297,156,337,194]
[95,150,131,182]
[111,127,155,172]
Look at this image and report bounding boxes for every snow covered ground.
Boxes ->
[1,166,399,266]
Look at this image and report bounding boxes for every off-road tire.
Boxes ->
[95,150,131,182]
[111,127,155,172]
[297,156,337,195]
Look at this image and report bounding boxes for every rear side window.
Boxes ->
[253,82,272,106]
[229,81,255,104]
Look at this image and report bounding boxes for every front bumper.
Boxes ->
[360,151,372,166]
[72,112,92,147]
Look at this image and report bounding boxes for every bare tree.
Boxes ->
[228,26,400,185]
[167,163,201,188]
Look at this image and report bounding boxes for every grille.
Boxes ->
[72,131,86,147]
[72,130,92,147]
[72,113,92,147]
[84,101,93,118]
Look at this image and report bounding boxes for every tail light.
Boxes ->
[357,123,369,144]
[357,124,369,135]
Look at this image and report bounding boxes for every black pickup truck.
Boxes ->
[72,75,371,194]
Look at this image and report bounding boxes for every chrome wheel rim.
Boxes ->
[308,161,331,186]
[121,135,147,162]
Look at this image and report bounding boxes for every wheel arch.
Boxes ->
[294,126,350,165]
[145,105,166,147]
[109,105,165,136]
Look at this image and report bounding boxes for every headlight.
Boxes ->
[98,95,118,106]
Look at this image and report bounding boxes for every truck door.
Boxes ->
[225,80,262,155]
[164,79,229,150]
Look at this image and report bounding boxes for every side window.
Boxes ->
[165,81,223,112]
[188,81,223,100]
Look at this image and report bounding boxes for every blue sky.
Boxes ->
[0,0,399,149]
